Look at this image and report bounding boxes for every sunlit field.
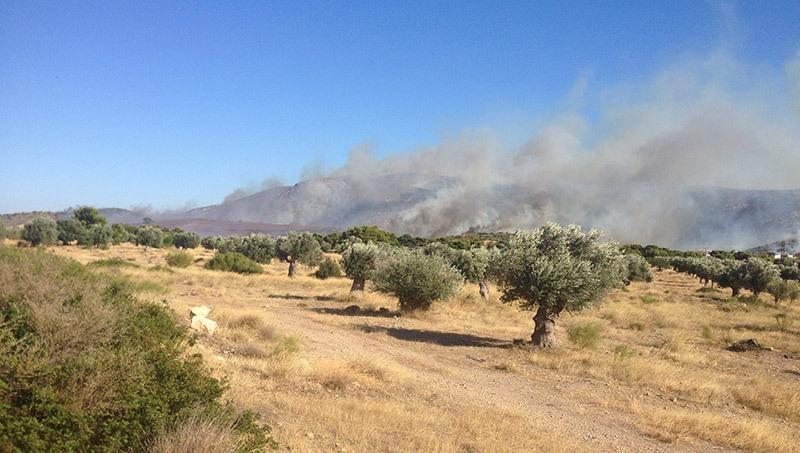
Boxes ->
[32,240,800,452]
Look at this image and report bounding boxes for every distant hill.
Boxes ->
[3,177,799,249]
[747,237,800,255]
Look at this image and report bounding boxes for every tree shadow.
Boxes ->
[357,325,511,348]
[310,306,400,318]
[267,293,338,302]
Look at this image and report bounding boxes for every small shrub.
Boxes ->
[701,325,715,341]
[566,322,603,349]
[88,258,140,268]
[269,335,300,359]
[372,248,462,311]
[639,294,658,304]
[228,314,264,330]
[314,256,343,279]
[767,279,800,304]
[627,321,645,331]
[613,344,635,360]
[776,314,794,331]
[166,251,194,268]
[205,252,263,274]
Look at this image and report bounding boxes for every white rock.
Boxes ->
[190,315,218,335]
[190,305,211,318]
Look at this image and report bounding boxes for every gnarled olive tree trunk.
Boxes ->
[350,277,366,292]
[288,259,297,278]
[478,280,490,301]
[531,305,563,348]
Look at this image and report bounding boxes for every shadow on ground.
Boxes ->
[268,293,338,301]
[356,325,511,348]
[310,306,400,318]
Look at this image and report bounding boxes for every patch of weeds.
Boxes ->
[701,325,715,341]
[493,361,517,372]
[627,321,645,331]
[639,294,659,305]
[149,265,175,273]
[567,322,603,349]
[269,335,300,359]
[696,286,721,293]
[776,314,794,332]
[613,344,635,360]
[736,295,763,306]
[88,258,140,268]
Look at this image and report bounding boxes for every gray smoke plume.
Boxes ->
[223,177,285,203]
[212,50,800,249]
[323,51,800,247]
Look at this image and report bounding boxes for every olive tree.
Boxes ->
[372,248,462,311]
[22,217,59,246]
[715,260,747,296]
[135,226,164,248]
[73,206,107,227]
[237,234,275,263]
[341,242,380,292]
[495,224,624,348]
[0,221,5,240]
[276,232,323,277]
[57,218,87,244]
[452,247,496,300]
[743,258,781,297]
[172,231,200,249]
[650,256,671,271]
[767,279,800,304]
[110,224,130,244]
[622,254,653,285]
[79,224,112,248]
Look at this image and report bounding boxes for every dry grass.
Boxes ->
[150,412,250,453]
[47,244,800,451]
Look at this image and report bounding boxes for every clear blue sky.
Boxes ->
[2,1,799,212]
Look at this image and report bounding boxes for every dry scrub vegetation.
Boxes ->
[38,240,800,452]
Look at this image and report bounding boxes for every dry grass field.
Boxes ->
[36,241,800,452]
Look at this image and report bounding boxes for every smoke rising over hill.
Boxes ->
[306,52,800,246]
[188,51,800,249]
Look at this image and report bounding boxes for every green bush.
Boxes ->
[110,224,130,244]
[165,251,194,268]
[79,224,112,248]
[204,252,263,274]
[87,258,140,269]
[0,221,4,240]
[72,206,107,227]
[622,254,653,284]
[135,226,164,248]
[22,217,58,246]
[372,248,462,311]
[567,322,603,349]
[314,256,343,279]
[57,218,86,244]
[767,279,800,304]
[0,246,272,451]
[172,231,200,249]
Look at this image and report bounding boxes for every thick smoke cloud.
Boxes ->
[323,51,800,246]
[223,177,285,203]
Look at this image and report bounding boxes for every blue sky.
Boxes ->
[1,1,799,212]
